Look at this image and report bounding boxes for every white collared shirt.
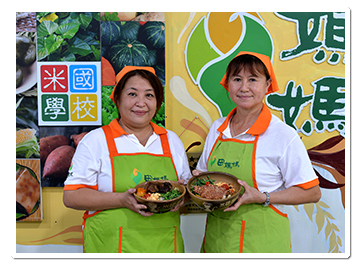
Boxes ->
[196,114,317,194]
[64,126,192,192]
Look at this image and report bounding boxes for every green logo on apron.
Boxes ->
[130,167,169,185]
[210,156,217,166]
[131,168,142,185]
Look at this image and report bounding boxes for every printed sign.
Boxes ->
[165,12,347,254]
[69,65,98,92]
[37,62,101,126]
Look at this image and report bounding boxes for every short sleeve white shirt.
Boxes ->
[196,107,318,194]
[64,120,192,192]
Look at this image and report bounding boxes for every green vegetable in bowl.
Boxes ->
[193,176,215,186]
[160,188,182,200]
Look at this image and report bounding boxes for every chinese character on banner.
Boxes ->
[69,65,97,92]
[277,12,345,64]
[41,94,69,122]
[266,77,345,137]
[40,65,68,92]
[70,94,98,122]
[37,62,101,126]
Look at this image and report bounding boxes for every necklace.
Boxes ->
[230,106,263,137]
[230,115,250,137]
[138,127,153,144]
[230,118,238,137]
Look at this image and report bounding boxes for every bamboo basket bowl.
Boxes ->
[186,172,242,212]
[134,180,186,214]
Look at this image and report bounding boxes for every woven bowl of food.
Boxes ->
[186,172,242,212]
[134,180,186,214]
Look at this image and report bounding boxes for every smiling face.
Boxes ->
[228,68,271,112]
[117,75,157,129]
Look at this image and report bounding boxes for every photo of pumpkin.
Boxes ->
[108,39,150,74]
[100,20,165,80]
[100,19,166,127]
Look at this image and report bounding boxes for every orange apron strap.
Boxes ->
[159,133,171,156]
[159,133,180,180]
[102,124,118,156]
[206,132,223,166]
[251,135,259,190]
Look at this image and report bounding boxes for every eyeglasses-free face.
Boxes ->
[227,68,271,112]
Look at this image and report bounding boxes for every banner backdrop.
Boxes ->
[16,11,347,255]
[165,12,346,253]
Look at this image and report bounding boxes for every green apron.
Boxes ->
[82,121,184,253]
[202,114,291,253]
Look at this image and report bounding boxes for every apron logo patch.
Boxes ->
[212,157,240,169]
[131,168,168,184]
[131,168,142,184]
[67,162,74,177]
[144,175,168,181]
[210,156,217,166]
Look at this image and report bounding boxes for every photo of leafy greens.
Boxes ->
[16,96,40,159]
[36,12,101,61]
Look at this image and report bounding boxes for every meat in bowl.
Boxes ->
[186,172,242,212]
[191,176,236,200]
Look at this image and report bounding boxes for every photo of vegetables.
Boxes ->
[36,12,101,62]
[16,96,40,159]
[16,32,36,90]
[100,12,164,22]
[16,12,166,189]
[100,19,166,127]
[16,159,42,221]
[39,126,97,187]
[16,24,39,160]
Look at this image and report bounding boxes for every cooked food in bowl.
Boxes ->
[136,181,182,201]
[191,176,236,200]
[134,180,186,213]
[186,172,242,212]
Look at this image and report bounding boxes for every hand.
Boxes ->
[192,169,202,176]
[122,188,153,217]
[223,180,266,212]
[170,198,185,212]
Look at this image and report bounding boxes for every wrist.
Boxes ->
[117,191,128,208]
[261,192,270,207]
